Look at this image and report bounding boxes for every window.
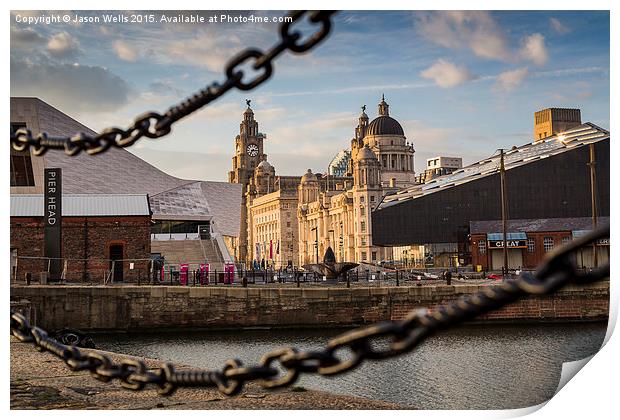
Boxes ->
[543,237,554,252]
[360,221,366,232]
[361,252,367,261]
[370,195,375,202]
[361,237,367,246]
[287,221,291,228]
[372,251,377,261]
[10,123,35,187]
[478,241,486,255]
[360,206,365,216]
[527,238,535,253]
[360,196,365,203]
[562,236,570,246]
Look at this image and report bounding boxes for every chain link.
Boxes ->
[10,225,609,397]
[9,10,338,156]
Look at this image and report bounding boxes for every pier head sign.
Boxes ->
[44,168,62,279]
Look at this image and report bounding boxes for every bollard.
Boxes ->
[242,276,247,288]
[25,272,31,286]
[396,270,399,287]
[346,272,350,288]
[214,269,218,285]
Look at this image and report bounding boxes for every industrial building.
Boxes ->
[372,118,609,268]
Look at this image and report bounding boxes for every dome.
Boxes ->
[357,145,376,160]
[366,115,404,136]
[301,169,318,184]
[256,160,273,173]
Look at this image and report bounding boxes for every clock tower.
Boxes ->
[229,100,267,265]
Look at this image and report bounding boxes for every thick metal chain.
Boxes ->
[10,10,337,156]
[10,225,609,397]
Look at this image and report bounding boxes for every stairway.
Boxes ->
[151,239,226,271]
[200,239,225,272]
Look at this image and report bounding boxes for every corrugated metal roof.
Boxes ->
[379,123,610,209]
[11,194,150,217]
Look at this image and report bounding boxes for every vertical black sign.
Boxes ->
[44,168,62,279]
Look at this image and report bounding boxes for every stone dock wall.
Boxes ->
[10,282,609,332]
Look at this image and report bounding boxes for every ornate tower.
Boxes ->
[229,100,267,265]
[348,105,369,176]
[352,145,383,263]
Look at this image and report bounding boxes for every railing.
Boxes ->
[151,233,201,241]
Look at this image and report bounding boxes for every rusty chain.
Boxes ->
[10,10,337,156]
[10,225,609,397]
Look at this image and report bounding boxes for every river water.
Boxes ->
[95,322,607,409]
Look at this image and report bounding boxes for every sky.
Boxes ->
[10,10,610,182]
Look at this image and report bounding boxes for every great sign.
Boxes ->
[487,240,528,249]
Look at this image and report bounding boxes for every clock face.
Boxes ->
[246,143,259,157]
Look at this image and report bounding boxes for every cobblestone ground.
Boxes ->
[10,338,411,410]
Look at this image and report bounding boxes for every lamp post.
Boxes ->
[499,148,509,278]
[311,226,319,264]
[589,143,598,267]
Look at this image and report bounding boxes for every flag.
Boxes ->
[277,240,280,255]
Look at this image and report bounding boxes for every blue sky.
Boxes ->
[10,10,610,181]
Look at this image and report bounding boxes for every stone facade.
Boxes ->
[11,282,609,332]
[230,97,416,268]
[11,216,151,283]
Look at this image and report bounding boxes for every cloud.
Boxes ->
[420,59,476,88]
[10,27,46,49]
[550,17,570,35]
[495,68,529,91]
[113,40,138,62]
[415,11,510,61]
[10,57,130,115]
[520,33,548,66]
[47,32,80,59]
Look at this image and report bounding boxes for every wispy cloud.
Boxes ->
[113,40,138,62]
[550,17,570,35]
[47,32,80,59]
[519,33,548,66]
[494,68,529,92]
[415,11,511,61]
[420,59,477,88]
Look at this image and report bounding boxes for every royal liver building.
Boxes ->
[229,97,415,268]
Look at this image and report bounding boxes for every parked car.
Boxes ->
[487,273,503,280]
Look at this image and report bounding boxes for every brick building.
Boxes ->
[11,97,241,274]
[469,217,610,271]
[11,194,151,283]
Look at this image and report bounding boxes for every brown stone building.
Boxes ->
[229,97,415,268]
[11,194,151,282]
[469,217,609,271]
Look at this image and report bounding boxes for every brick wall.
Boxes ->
[10,282,609,332]
[471,231,576,271]
[11,216,151,282]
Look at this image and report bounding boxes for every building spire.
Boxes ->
[378,94,389,116]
